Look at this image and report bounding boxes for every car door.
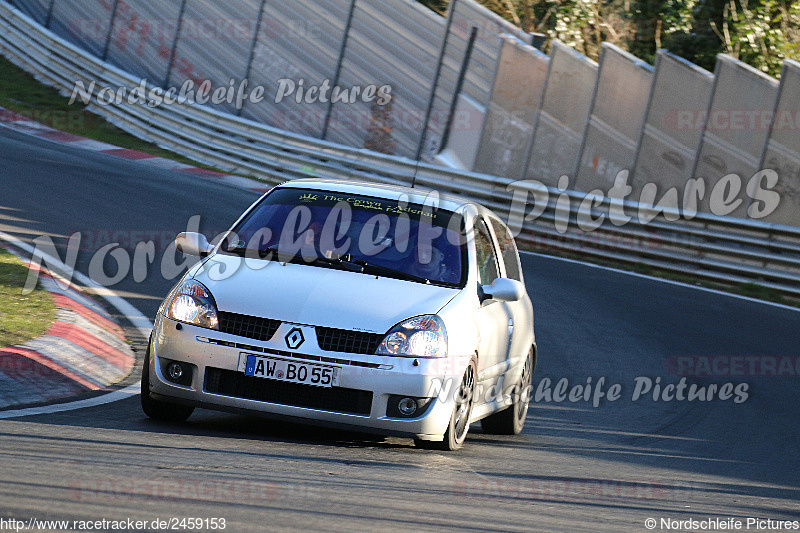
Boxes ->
[487,214,532,368]
[473,216,513,395]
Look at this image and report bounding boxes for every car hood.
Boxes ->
[191,253,460,334]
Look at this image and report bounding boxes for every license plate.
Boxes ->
[241,354,340,388]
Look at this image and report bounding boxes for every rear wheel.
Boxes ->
[141,339,194,422]
[481,347,534,435]
[415,358,477,451]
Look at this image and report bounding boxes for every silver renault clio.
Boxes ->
[142,178,536,450]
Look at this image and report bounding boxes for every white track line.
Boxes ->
[522,250,800,313]
[0,230,152,419]
[0,384,141,419]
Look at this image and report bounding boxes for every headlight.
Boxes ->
[165,279,219,330]
[376,315,447,358]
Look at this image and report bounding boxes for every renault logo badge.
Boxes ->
[285,328,305,349]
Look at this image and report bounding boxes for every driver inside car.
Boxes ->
[411,245,450,281]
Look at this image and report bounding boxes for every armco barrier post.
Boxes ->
[163,0,189,88]
[690,55,779,217]
[44,0,54,28]
[629,50,661,190]
[522,42,598,187]
[755,59,800,227]
[519,44,554,181]
[473,36,548,180]
[415,0,459,161]
[572,44,604,183]
[628,50,714,204]
[573,44,653,193]
[321,0,357,140]
[101,0,120,61]
[439,25,478,153]
[237,0,268,117]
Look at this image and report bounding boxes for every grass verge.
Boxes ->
[0,248,56,348]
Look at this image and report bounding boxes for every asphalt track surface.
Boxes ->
[0,126,798,532]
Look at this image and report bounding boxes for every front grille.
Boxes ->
[315,327,384,355]
[218,312,280,342]
[204,367,373,416]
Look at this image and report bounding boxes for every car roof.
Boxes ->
[276,178,488,216]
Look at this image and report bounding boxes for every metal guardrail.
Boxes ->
[1,2,799,299]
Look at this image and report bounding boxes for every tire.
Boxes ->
[480,347,534,435]
[415,358,477,451]
[141,338,194,422]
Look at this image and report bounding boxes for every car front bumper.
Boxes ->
[147,315,470,441]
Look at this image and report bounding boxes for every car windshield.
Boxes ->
[221,187,466,287]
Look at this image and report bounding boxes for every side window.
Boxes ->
[473,218,499,285]
[489,217,522,282]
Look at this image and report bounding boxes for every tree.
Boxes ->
[416,0,799,76]
[712,0,800,76]
[627,0,698,63]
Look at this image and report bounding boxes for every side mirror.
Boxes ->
[480,278,526,303]
[175,232,213,257]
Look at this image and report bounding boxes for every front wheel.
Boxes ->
[415,358,477,451]
[141,339,194,422]
[481,347,534,435]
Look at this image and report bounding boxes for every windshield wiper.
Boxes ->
[352,260,431,284]
[308,253,364,273]
[223,244,281,260]
[225,248,421,280]
[224,245,362,273]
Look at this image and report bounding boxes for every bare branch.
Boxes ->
[501,0,522,27]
